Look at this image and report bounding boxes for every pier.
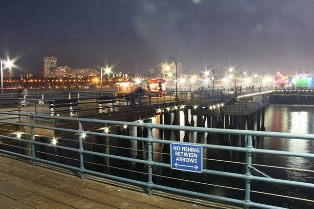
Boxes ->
[1,90,313,209]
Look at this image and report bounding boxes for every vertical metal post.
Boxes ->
[100,67,103,96]
[30,113,36,165]
[147,124,153,196]
[0,59,3,96]
[78,121,85,179]
[244,135,253,208]
[175,61,178,101]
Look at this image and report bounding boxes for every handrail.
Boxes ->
[0,111,313,208]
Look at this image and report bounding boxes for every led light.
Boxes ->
[81,132,86,139]
[52,137,57,145]
[104,127,110,133]
[193,105,198,109]
[16,132,21,139]
[123,125,128,129]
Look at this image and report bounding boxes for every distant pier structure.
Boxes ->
[158,93,269,147]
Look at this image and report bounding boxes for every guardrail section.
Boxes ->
[0,112,313,209]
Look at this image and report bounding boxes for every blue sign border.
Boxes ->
[170,143,203,173]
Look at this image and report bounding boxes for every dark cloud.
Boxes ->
[0,0,314,75]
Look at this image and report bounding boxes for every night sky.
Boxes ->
[1,0,314,75]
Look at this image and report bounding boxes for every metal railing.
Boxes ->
[0,110,313,208]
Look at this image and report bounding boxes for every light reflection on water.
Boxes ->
[151,104,314,208]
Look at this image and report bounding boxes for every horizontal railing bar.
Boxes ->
[1,110,314,140]
[0,149,31,160]
[253,149,314,158]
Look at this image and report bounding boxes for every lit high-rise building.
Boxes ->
[43,55,57,78]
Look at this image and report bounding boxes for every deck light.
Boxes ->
[16,132,21,139]
[81,132,86,139]
[104,127,110,133]
[52,137,57,145]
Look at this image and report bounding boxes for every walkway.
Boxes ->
[0,154,238,209]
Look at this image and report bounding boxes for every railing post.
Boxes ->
[244,135,253,208]
[78,121,85,179]
[30,113,36,165]
[18,99,21,122]
[147,124,153,196]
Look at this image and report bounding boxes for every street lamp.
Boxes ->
[167,57,178,101]
[228,66,237,95]
[207,66,215,93]
[100,64,112,96]
[100,67,103,95]
[1,58,14,95]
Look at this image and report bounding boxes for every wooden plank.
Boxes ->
[0,155,238,209]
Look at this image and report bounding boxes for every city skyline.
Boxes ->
[1,0,314,75]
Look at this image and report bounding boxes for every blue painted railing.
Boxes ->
[0,111,313,209]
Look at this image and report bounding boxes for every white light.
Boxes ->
[180,105,185,109]
[167,107,170,111]
[193,105,198,109]
[138,120,143,124]
[174,106,178,110]
[4,59,14,69]
[123,125,128,129]
[81,132,86,139]
[104,127,110,133]
[16,132,21,139]
[52,137,57,145]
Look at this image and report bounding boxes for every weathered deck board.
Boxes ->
[0,155,238,209]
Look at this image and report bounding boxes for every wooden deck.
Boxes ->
[0,154,239,209]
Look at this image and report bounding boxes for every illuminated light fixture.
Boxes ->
[221,103,224,106]
[52,137,57,145]
[157,108,161,113]
[209,106,212,109]
[212,105,216,109]
[16,132,21,139]
[174,106,178,110]
[123,125,128,129]
[193,105,198,109]
[81,132,87,139]
[138,120,143,124]
[167,107,170,111]
[104,127,110,133]
[180,105,185,109]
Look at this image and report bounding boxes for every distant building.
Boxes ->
[70,68,99,78]
[20,74,34,80]
[43,56,57,78]
[53,66,72,78]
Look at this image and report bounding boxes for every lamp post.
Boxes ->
[1,58,14,96]
[228,66,237,95]
[1,59,3,95]
[207,66,215,94]
[100,67,103,95]
[167,57,178,101]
